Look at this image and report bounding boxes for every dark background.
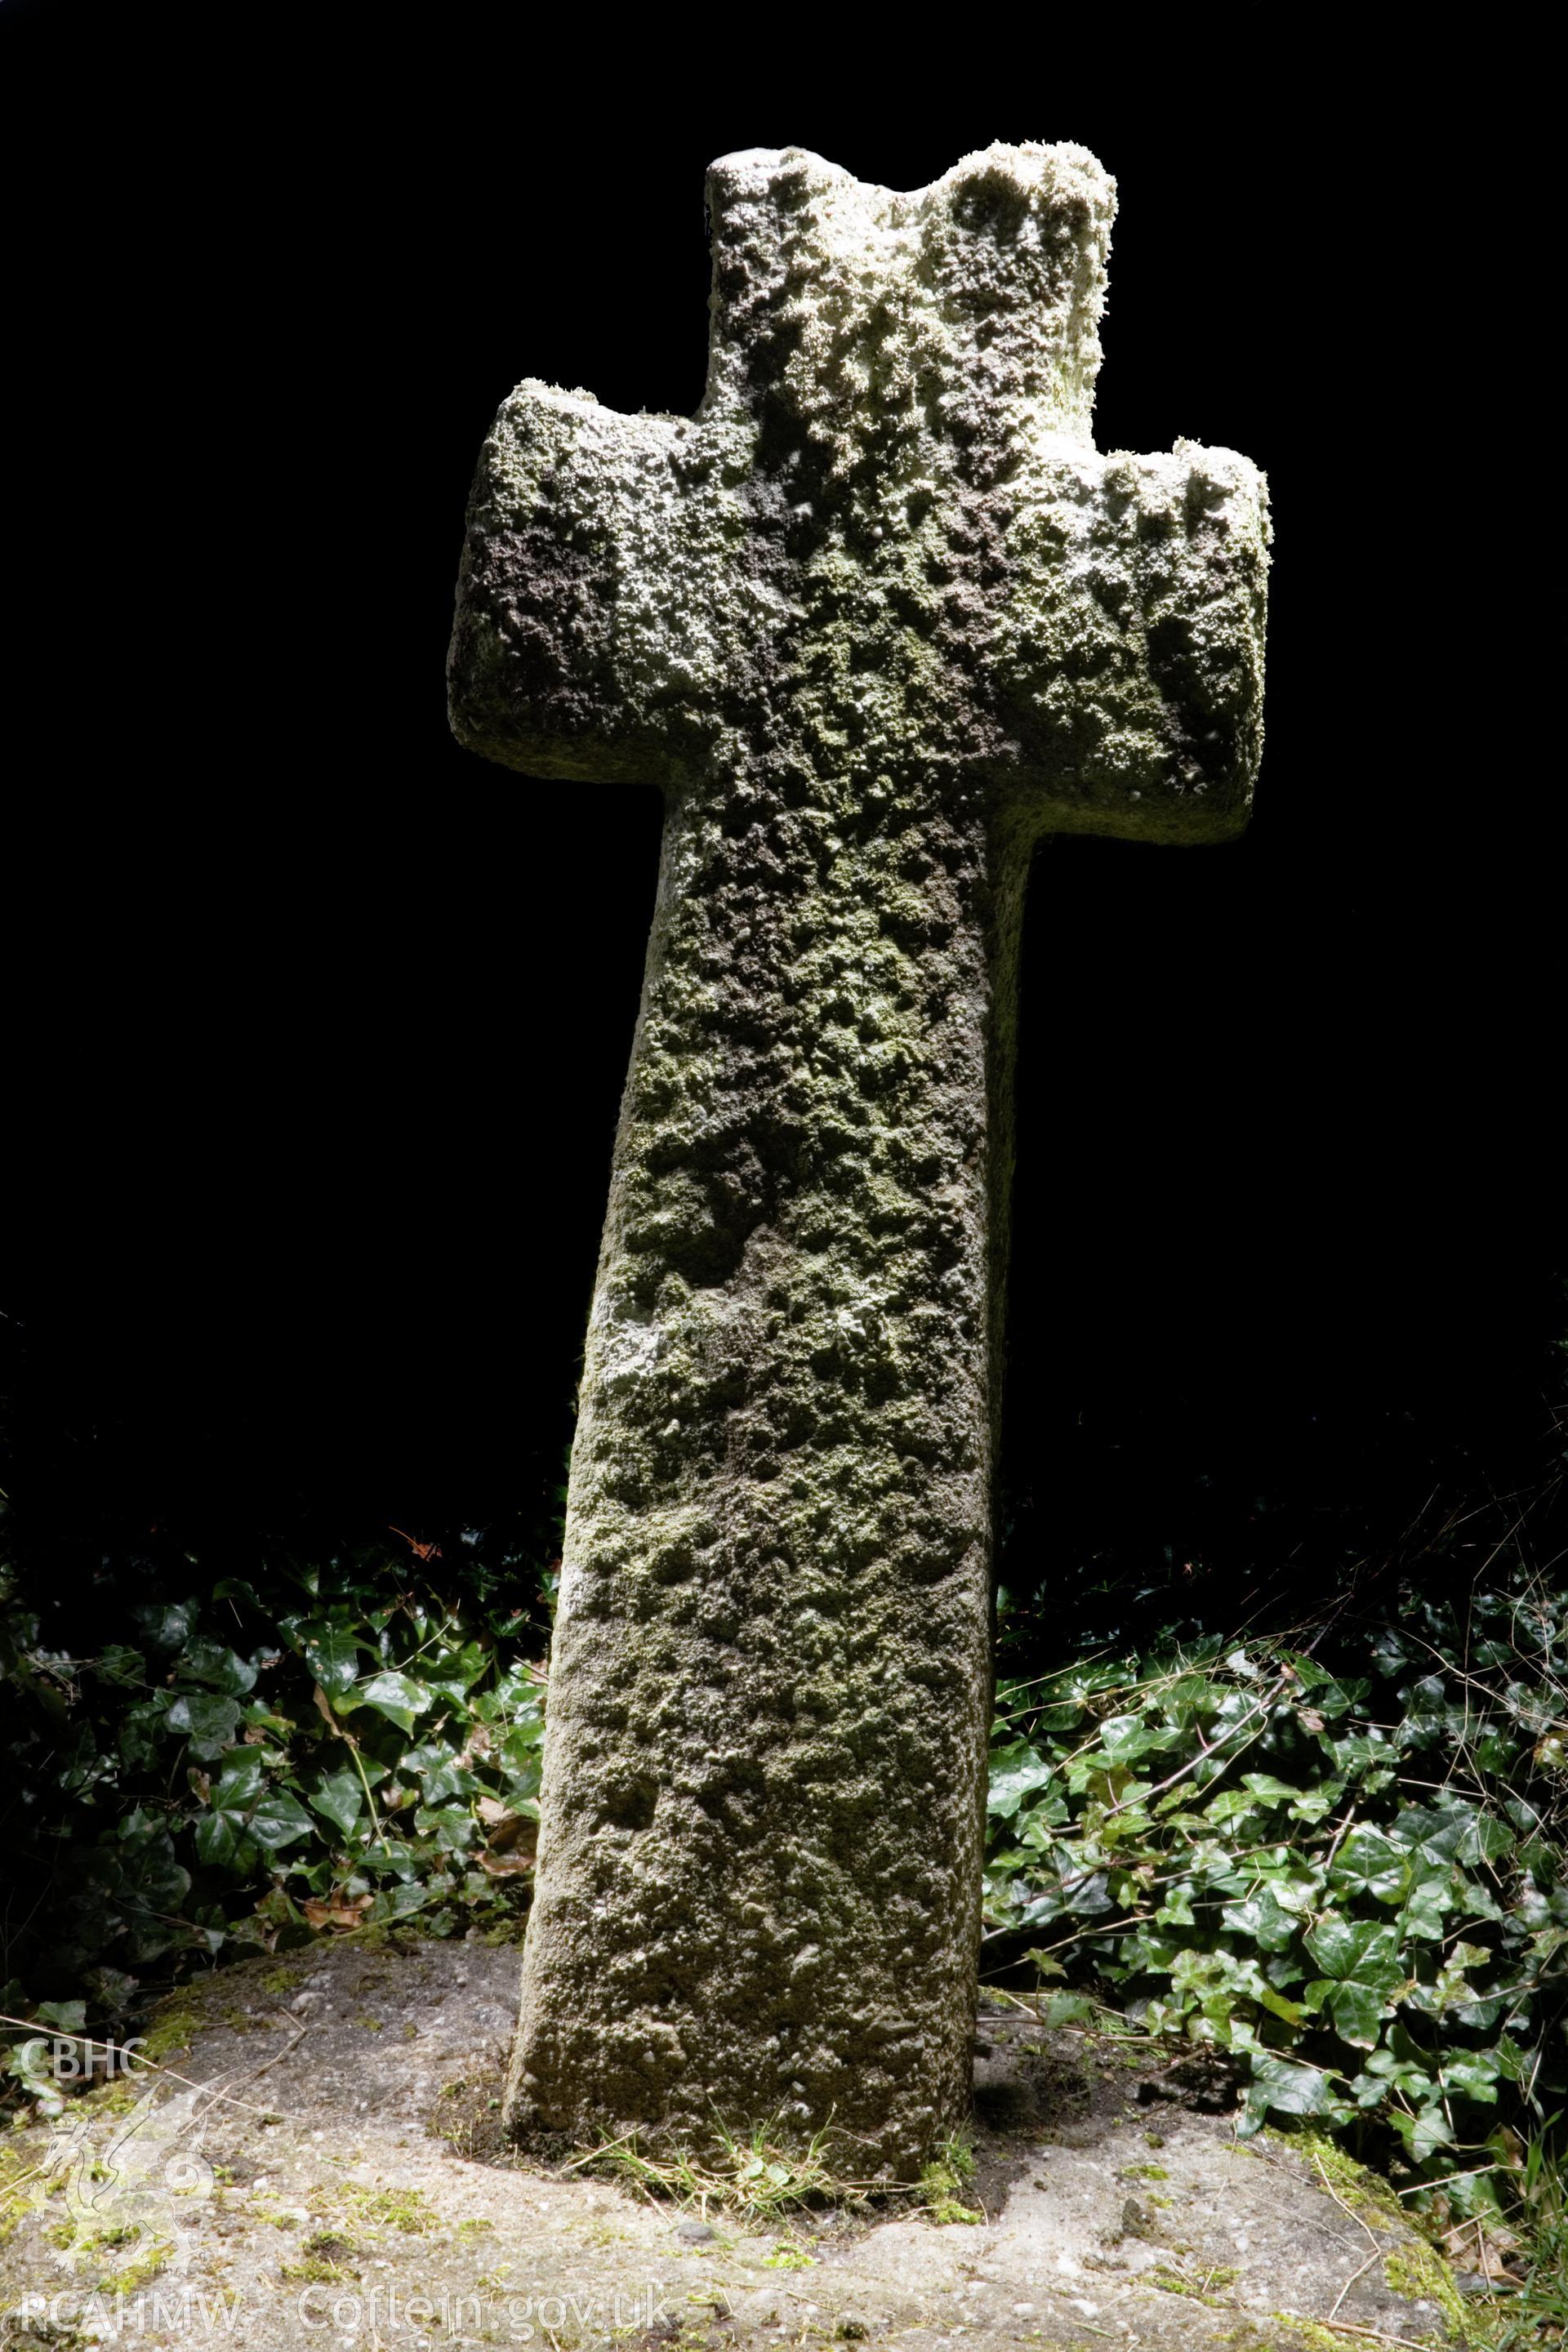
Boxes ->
[2,16,1557,1646]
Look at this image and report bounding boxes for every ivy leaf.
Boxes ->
[1405,1941,1494,2021]
[1441,2053,1502,2105]
[1281,1651,1332,1690]
[300,1621,364,1699]
[423,1646,489,1704]
[1241,2052,1339,2130]
[1398,1868,1457,1941]
[211,1751,267,1807]
[193,1808,252,1870]
[496,1722,544,1784]
[400,1745,479,1806]
[1041,1993,1095,2026]
[166,1693,243,1762]
[1221,1888,1297,1953]
[1016,1792,1071,1842]
[176,1640,257,1696]
[1286,1784,1343,1824]
[194,1750,270,1869]
[1204,1789,1259,1826]
[363,1838,421,1879]
[1241,1773,1303,1805]
[131,1599,198,1650]
[1303,1918,1404,2047]
[243,1700,295,1737]
[113,1831,194,1960]
[352,1673,434,1735]
[415,1806,475,1849]
[987,1744,1054,1820]
[1304,1915,1402,1984]
[368,1882,433,1926]
[1053,1869,1112,1919]
[304,1766,363,1842]
[1393,1802,1512,1870]
[1033,1704,1083,1735]
[1303,1975,1385,2049]
[211,1576,265,1610]
[1390,2105,1454,2163]
[247,1787,316,1851]
[36,1999,87,2034]
[1266,1949,1309,1990]
[1097,1714,1171,1766]
[1316,1675,1370,1721]
[1330,1826,1406,1902]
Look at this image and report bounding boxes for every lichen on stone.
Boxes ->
[447,140,1270,2176]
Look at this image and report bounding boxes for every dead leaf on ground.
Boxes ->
[478,1851,534,1879]
[1439,2216,1521,2281]
[302,1893,374,1932]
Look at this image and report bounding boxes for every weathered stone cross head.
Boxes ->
[448,141,1268,2176]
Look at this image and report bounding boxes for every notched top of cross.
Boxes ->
[448,140,1269,843]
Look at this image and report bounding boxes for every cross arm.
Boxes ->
[448,380,777,787]
[993,440,1270,844]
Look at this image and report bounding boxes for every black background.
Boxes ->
[2,15,1557,1637]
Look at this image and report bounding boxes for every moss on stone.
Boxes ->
[1383,2241,1486,2346]
[140,1993,207,2065]
[919,2148,983,2225]
[1149,2261,1240,2304]
[1270,2319,1366,2351]
[82,2076,140,2116]
[760,2240,816,2270]
[450,140,1269,2176]
[1267,2131,1482,2344]
[336,2182,433,2236]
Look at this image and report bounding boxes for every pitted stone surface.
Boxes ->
[447,143,1270,2172]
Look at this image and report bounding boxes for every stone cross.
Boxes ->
[448,142,1269,2177]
